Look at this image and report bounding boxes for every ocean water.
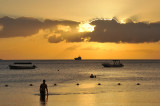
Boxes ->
[0,60,160,106]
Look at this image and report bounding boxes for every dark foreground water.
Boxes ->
[0,60,160,106]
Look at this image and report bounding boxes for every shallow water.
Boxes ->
[0,60,160,106]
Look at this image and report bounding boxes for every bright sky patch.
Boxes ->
[78,22,95,32]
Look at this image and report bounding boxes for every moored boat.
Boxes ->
[102,60,124,67]
[9,62,37,69]
[9,65,36,69]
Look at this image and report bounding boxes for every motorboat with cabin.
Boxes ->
[74,56,82,60]
[102,60,124,67]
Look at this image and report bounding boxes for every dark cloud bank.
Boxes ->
[0,16,79,38]
[0,16,160,43]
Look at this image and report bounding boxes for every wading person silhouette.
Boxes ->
[40,80,48,96]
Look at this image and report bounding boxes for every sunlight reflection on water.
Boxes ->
[0,60,160,105]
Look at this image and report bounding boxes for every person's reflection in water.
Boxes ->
[40,93,48,105]
[40,80,48,105]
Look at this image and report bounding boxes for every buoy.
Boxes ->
[5,85,8,87]
[98,83,101,85]
[137,83,140,85]
[30,84,33,86]
[118,83,121,85]
[76,83,79,85]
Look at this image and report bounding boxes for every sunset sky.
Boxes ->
[0,0,160,60]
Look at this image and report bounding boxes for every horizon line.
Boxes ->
[1,59,160,61]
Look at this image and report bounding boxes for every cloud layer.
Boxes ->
[0,16,160,43]
[86,19,160,43]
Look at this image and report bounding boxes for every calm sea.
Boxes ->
[0,60,160,106]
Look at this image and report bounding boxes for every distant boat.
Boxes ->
[102,60,124,67]
[74,56,82,60]
[9,62,37,69]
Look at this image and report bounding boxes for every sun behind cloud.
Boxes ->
[78,22,95,32]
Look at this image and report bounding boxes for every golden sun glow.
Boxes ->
[120,19,126,24]
[78,22,95,32]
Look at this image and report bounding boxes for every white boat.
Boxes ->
[102,60,124,67]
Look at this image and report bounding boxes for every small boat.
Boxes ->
[102,60,124,67]
[74,56,82,60]
[9,62,37,69]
